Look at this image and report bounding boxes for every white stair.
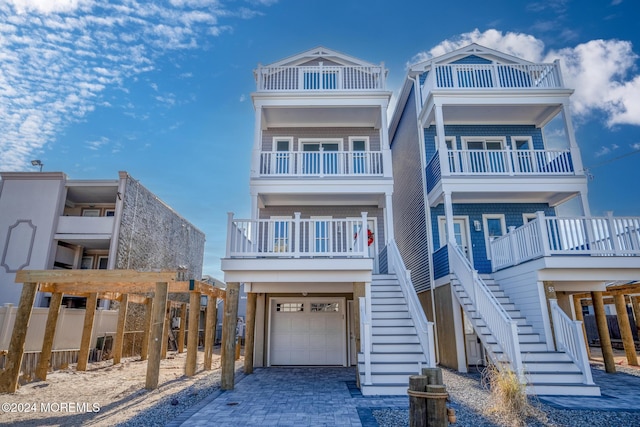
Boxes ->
[453,276,601,397]
[358,274,428,396]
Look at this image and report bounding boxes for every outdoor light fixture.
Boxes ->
[200,295,208,307]
[474,220,482,232]
[31,160,43,172]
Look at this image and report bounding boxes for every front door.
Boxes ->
[439,217,472,263]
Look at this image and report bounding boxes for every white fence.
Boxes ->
[491,212,640,271]
[446,148,574,175]
[260,151,384,176]
[0,305,118,352]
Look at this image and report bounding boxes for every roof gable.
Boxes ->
[263,46,379,68]
[409,43,535,72]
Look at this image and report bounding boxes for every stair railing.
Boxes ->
[549,299,595,385]
[359,296,372,385]
[448,241,524,381]
[387,240,436,368]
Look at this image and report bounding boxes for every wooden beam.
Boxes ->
[221,282,240,390]
[204,297,217,370]
[15,269,177,285]
[177,303,187,354]
[613,294,638,366]
[112,294,129,365]
[244,293,256,374]
[146,282,168,390]
[592,291,616,373]
[185,292,201,376]
[36,292,63,381]
[140,297,153,361]
[77,293,98,371]
[0,282,38,393]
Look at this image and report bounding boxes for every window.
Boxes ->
[512,137,534,172]
[522,213,537,224]
[311,217,331,253]
[463,137,506,173]
[80,256,94,269]
[311,302,339,312]
[104,209,116,217]
[272,218,290,253]
[97,256,109,269]
[82,208,101,217]
[276,303,303,312]
[350,137,369,174]
[482,214,506,259]
[303,71,338,89]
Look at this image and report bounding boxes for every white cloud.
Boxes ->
[594,144,619,157]
[0,0,274,171]
[412,29,640,127]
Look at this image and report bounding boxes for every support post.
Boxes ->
[204,297,216,370]
[146,282,168,390]
[244,292,257,374]
[591,291,616,373]
[161,302,171,359]
[221,282,240,390]
[631,296,640,332]
[409,376,429,427]
[178,302,187,353]
[36,292,63,381]
[185,291,201,376]
[0,282,37,393]
[77,293,98,371]
[140,297,153,361]
[613,293,638,366]
[572,296,591,360]
[113,294,129,365]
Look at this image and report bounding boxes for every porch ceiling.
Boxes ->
[429,189,580,207]
[258,192,385,208]
[261,106,382,129]
[422,102,563,128]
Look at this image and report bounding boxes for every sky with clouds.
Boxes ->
[1,0,639,278]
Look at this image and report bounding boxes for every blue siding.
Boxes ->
[433,245,449,279]
[431,203,556,274]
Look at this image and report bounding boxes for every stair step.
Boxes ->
[358,361,424,373]
[372,343,423,352]
[522,361,582,373]
[372,326,418,335]
[371,285,401,292]
[372,291,404,298]
[372,311,411,319]
[358,371,416,384]
[526,371,585,384]
[366,351,427,363]
[372,334,420,344]
[526,383,601,397]
[360,384,410,396]
[371,302,409,311]
[372,317,414,327]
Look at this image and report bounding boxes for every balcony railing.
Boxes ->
[259,151,384,177]
[256,64,385,91]
[226,212,370,258]
[422,62,562,95]
[491,212,640,271]
[56,216,115,235]
[446,148,574,175]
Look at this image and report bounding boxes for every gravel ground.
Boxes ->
[373,365,640,427]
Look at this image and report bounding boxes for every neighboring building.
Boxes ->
[390,43,640,396]
[221,47,436,395]
[0,171,205,307]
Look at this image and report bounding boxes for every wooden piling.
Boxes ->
[178,302,187,353]
[36,292,63,381]
[113,293,129,365]
[140,297,153,361]
[631,296,640,332]
[591,291,616,373]
[244,292,257,374]
[572,295,591,359]
[0,282,37,393]
[185,291,201,377]
[161,302,171,359]
[204,297,216,370]
[221,282,240,390]
[145,282,168,390]
[409,375,429,427]
[77,292,98,371]
[613,293,638,366]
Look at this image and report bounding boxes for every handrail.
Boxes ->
[448,241,524,380]
[359,296,372,385]
[387,240,436,368]
[256,64,385,91]
[259,151,384,176]
[549,299,594,385]
[445,148,574,175]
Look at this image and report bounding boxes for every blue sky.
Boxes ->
[1,0,639,280]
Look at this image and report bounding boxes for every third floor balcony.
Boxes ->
[256,63,386,92]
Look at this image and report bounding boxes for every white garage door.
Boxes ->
[270,298,345,366]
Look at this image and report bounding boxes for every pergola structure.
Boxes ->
[0,270,240,394]
[572,281,640,373]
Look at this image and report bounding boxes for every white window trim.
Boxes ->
[482,214,506,260]
[348,136,369,151]
[270,215,292,253]
[298,138,343,152]
[462,136,507,150]
[522,213,537,224]
[510,136,533,151]
[272,137,293,152]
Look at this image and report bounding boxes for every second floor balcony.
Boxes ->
[56,215,115,236]
[259,150,384,177]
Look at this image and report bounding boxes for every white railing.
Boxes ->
[549,299,595,385]
[449,241,524,380]
[56,216,115,235]
[386,240,436,368]
[226,212,369,258]
[491,212,640,271]
[256,64,385,91]
[422,62,562,99]
[260,151,384,176]
[446,148,573,175]
[359,296,372,385]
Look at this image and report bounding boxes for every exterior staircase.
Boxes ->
[452,275,601,396]
[358,274,428,395]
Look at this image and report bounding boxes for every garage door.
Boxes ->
[270,298,345,366]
